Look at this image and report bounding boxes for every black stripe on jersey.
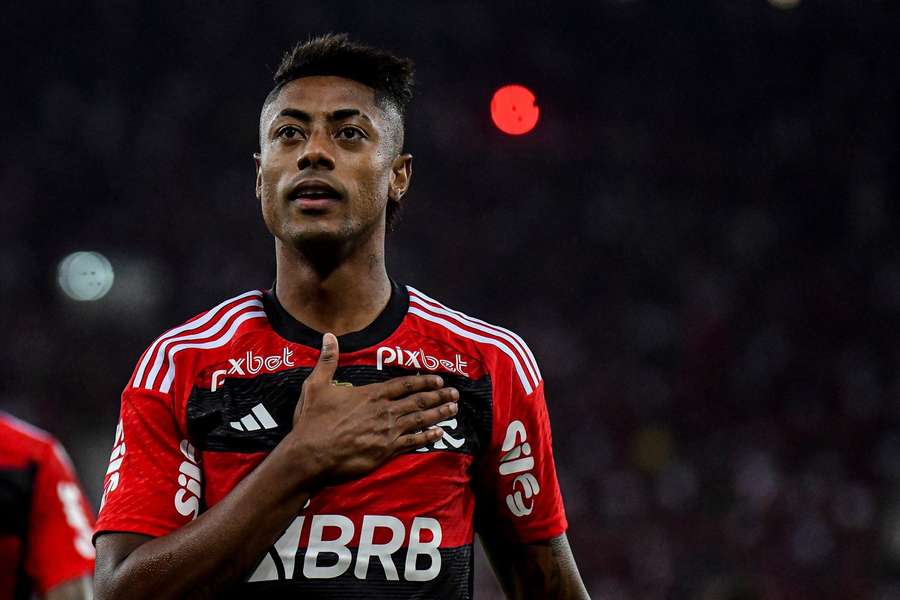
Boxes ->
[232,544,473,600]
[0,466,34,537]
[187,366,493,457]
[0,464,37,600]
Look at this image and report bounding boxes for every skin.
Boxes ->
[255,76,411,335]
[94,75,588,598]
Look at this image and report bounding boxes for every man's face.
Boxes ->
[255,76,411,250]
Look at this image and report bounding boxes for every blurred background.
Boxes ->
[2,1,899,598]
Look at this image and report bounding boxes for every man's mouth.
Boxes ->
[289,180,343,206]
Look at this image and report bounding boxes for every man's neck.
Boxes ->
[273,236,392,337]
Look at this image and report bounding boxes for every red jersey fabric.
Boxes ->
[95,282,567,598]
[0,413,95,600]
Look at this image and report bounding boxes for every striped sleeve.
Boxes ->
[405,286,566,542]
[130,290,265,394]
[96,291,266,539]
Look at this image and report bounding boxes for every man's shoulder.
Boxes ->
[0,412,56,462]
[127,289,269,394]
[403,285,542,395]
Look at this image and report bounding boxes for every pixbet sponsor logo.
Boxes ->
[498,420,541,517]
[211,347,296,391]
[249,514,443,582]
[376,346,468,377]
[174,440,202,519]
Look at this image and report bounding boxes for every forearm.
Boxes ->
[481,533,590,600]
[96,439,315,600]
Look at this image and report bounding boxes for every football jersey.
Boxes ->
[0,412,95,600]
[95,281,567,598]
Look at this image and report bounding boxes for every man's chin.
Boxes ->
[281,223,353,252]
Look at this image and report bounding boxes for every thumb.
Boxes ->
[308,332,339,384]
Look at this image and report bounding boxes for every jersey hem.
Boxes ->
[92,517,177,544]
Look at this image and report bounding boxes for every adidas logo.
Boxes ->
[230,403,278,431]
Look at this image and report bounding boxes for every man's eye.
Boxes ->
[277,126,302,140]
[337,127,365,140]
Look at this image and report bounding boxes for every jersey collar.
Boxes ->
[262,280,409,353]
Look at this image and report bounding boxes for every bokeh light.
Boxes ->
[57,251,115,301]
[768,0,801,10]
[490,85,539,135]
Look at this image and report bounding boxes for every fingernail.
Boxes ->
[434,376,444,387]
[449,402,458,414]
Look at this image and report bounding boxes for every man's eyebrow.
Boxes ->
[276,108,373,123]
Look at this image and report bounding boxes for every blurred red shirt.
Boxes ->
[0,412,95,600]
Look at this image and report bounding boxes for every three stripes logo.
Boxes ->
[405,286,541,395]
[230,403,278,431]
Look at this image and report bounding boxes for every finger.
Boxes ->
[392,387,459,417]
[394,426,445,452]
[395,401,459,434]
[374,374,444,399]
[307,333,339,385]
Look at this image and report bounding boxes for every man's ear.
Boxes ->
[253,152,262,200]
[389,153,413,203]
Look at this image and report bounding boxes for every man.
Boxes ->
[94,34,588,599]
[0,412,94,600]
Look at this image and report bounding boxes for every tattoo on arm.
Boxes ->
[480,532,590,599]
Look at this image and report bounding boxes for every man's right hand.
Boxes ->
[290,332,458,485]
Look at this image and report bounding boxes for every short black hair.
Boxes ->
[263,33,415,230]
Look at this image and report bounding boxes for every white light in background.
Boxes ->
[57,251,114,301]
[768,0,801,9]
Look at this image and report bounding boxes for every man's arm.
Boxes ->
[94,333,459,600]
[44,576,92,600]
[95,432,321,600]
[479,531,589,599]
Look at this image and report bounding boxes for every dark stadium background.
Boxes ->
[2,1,899,598]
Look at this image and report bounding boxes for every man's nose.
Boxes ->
[297,132,335,171]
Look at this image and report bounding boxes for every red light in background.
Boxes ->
[491,85,539,135]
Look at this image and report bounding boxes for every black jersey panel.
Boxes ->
[0,466,34,536]
[229,544,473,600]
[187,367,492,458]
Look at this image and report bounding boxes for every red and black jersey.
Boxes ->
[0,412,95,600]
[95,281,567,598]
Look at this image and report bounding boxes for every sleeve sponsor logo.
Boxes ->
[100,419,125,509]
[499,420,541,517]
[211,347,296,391]
[174,440,202,519]
[248,514,443,582]
[57,482,95,559]
[376,346,469,377]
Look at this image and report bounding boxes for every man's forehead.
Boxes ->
[263,76,381,123]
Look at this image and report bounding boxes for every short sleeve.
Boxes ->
[94,386,203,540]
[476,379,568,543]
[26,441,95,594]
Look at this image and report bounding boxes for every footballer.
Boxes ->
[93,34,588,599]
[0,412,95,600]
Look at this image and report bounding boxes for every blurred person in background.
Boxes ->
[92,34,588,599]
[0,412,95,600]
